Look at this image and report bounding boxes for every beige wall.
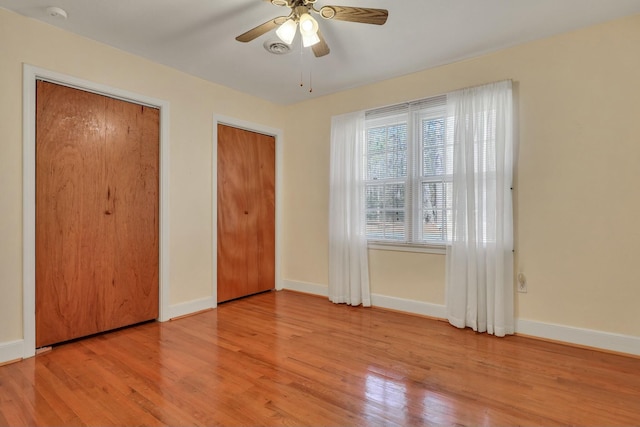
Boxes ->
[0,8,286,343]
[2,7,639,346]
[281,13,640,337]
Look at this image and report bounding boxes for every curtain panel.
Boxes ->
[328,111,371,306]
[445,80,514,337]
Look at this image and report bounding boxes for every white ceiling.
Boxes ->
[2,0,640,105]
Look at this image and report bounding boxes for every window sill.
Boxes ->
[367,241,446,255]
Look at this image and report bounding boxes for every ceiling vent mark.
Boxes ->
[46,6,67,19]
[263,40,292,55]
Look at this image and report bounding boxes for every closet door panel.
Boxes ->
[36,81,159,347]
[217,124,275,303]
[36,81,109,346]
[102,98,159,330]
[254,132,276,293]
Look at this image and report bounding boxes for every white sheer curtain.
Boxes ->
[328,111,371,306]
[445,80,514,337]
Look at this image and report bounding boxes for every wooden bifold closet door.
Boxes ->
[35,81,159,348]
[217,124,275,303]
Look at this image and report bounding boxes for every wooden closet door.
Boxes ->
[35,81,159,347]
[102,94,159,330]
[217,124,275,303]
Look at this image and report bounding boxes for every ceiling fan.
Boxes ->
[235,0,388,57]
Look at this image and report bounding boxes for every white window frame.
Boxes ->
[365,100,449,254]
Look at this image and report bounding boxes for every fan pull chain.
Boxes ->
[297,38,312,93]
[299,37,304,87]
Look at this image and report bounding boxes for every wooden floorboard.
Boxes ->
[1,290,640,426]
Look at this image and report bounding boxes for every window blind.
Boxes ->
[364,94,450,245]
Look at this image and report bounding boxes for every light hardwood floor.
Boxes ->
[1,290,639,426]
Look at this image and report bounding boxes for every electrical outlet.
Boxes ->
[517,272,527,293]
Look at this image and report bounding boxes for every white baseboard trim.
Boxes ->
[167,296,216,320]
[370,294,447,319]
[516,319,640,356]
[282,279,640,356]
[281,279,328,297]
[282,279,446,318]
[0,340,24,365]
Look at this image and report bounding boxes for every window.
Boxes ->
[364,95,452,247]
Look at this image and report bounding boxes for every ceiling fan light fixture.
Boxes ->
[275,18,297,44]
[235,2,388,59]
[299,13,318,36]
[301,31,320,47]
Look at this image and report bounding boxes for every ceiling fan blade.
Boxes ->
[312,29,330,57]
[236,16,287,42]
[319,6,388,25]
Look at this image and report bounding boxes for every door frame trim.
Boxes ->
[212,115,284,304]
[22,64,171,357]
